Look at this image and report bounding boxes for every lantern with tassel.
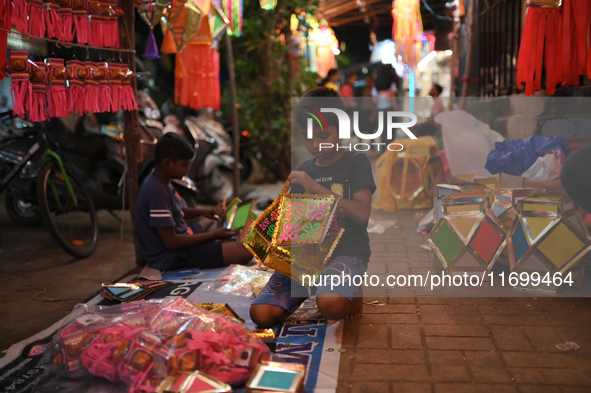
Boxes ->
[7,51,33,119]
[259,0,276,11]
[44,0,62,39]
[109,63,124,111]
[102,0,120,48]
[96,62,112,113]
[121,66,138,111]
[73,0,90,44]
[56,0,75,41]
[66,59,87,115]
[137,0,170,59]
[46,58,69,118]
[391,0,423,70]
[165,0,187,53]
[88,0,104,47]
[84,62,100,113]
[28,0,46,37]
[30,62,49,122]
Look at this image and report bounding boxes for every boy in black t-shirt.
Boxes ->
[250,87,376,327]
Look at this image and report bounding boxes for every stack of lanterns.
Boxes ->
[429,183,591,291]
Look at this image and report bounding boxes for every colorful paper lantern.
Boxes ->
[385,143,444,210]
[433,183,488,222]
[165,0,204,53]
[374,136,443,212]
[508,195,591,284]
[221,0,242,37]
[244,185,345,284]
[490,188,540,233]
[208,5,228,41]
[136,0,170,58]
[429,191,506,274]
[259,0,277,11]
[391,0,423,70]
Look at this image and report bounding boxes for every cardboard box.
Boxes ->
[498,173,566,195]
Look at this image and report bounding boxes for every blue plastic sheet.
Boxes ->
[485,135,570,176]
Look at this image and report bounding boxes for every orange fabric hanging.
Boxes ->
[174,44,220,110]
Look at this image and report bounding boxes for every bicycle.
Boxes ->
[0,124,99,258]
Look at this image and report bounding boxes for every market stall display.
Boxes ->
[40,297,270,391]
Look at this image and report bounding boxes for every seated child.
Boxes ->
[250,87,376,327]
[135,132,253,272]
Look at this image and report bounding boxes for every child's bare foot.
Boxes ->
[346,296,363,319]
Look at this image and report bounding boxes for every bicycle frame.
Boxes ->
[0,131,78,207]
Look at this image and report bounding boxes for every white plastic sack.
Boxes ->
[522,154,562,181]
[435,110,505,176]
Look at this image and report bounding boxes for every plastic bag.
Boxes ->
[522,154,563,181]
[206,264,272,297]
[485,135,570,176]
[435,110,505,176]
[39,298,270,392]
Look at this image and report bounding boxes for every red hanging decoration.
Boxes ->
[96,62,112,112]
[46,58,69,118]
[30,62,49,122]
[175,44,220,110]
[88,0,104,47]
[120,66,138,111]
[73,0,89,44]
[103,0,119,48]
[0,0,11,80]
[109,63,123,111]
[57,0,75,41]
[84,62,100,113]
[28,0,46,37]
[66,59,86,115]
[7,50,33,119]
[43,0,61,39]
[517,6,562,95]
[12,0,28,33]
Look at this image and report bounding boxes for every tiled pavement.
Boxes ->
[338,210,591,393]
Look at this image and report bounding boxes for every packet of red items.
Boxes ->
[39,298,270,391]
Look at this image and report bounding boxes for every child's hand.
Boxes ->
[203,204,226,221]
[289,171,319,194]
[213,228,239,239]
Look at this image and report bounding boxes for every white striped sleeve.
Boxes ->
[149,193,176,227]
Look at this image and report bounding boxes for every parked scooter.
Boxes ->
[161,103,236,204]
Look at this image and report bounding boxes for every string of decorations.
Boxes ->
[0,26,136,53]
[7,50,138,122]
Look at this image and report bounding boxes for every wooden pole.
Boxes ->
[225,32,240,198]
[461,0,476,98]
[119,0,144,266]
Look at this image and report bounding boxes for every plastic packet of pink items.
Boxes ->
[39,298,270,391]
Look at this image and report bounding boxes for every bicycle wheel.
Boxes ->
[36,161,99,258]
